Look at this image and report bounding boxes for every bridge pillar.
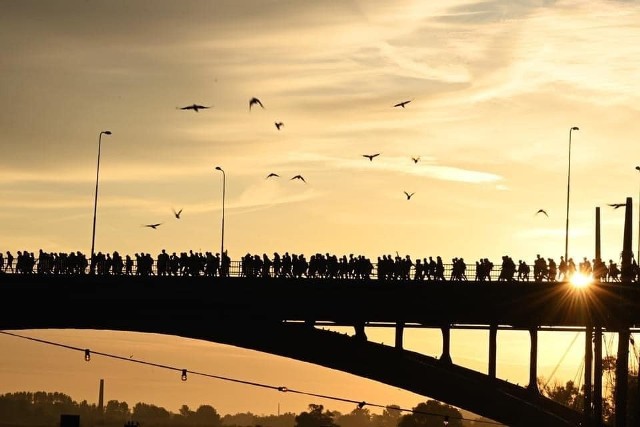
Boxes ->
[584,325,592,425]
[615,328,630,427]
[395,321,404,350]
[637,344,640,427]
[440,325,452,364]
[593,326,603,426]
[354,322,367,341]
[527,328,539,394]
[488,324,497,378]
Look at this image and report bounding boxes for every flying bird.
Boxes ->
[363,153,380,161]
[404,191,415,200]
[144,223,162,229]
[608,203,626,209]
[291,175,306,183]
[172,208,183,219]
[266,173,280,179]
[249,97,264,110]
[411,156,420,164]
[535,209,548,217]
[178,104,211,112]
[394,100,412,108]
[275,122,284,130]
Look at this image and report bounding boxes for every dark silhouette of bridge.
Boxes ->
[2,271,640,426]
[2,201,640,426]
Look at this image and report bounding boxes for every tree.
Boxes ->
[398,401,463,427]
[335,406,371,427]
[256,412,297,427]
[371,404,402,427]
[294,404,338,427]
[132,402,172,424]
[221,411,257,426]
[191,404,222,427]
[179,405,194,418]
[105,399,130,418]
[539,380,583,412]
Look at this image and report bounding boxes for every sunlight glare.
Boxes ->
[570,272,593,288]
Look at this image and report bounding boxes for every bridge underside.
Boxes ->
[173,322,583,427]
[2,275,617,426]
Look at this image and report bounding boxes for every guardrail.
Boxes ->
[0,255,631,283]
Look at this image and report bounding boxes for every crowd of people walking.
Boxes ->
[0,249,636,283]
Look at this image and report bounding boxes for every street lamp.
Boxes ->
[90,130,111,273]
[564,126,579,263]
[635,166,640,261]
[215,166,226,259]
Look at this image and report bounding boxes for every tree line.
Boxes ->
[4,373,639,427]
[0,391,491,427]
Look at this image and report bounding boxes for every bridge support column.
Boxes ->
[637,343,640,427]
[615,328,630,427]
[440,325,452,364]
[395,322,404,350]
[584,325,592,425]
[527,328,539,394]
[354,322,367,341]
[488,324,497,378]
[594,326,603,426]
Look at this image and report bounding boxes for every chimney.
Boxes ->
[98,379,104,413]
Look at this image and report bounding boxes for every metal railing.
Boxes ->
[0,252,633,284]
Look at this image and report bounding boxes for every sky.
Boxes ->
[2,0,640,419]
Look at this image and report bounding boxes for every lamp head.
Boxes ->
[571,126,579,131]
[102,130,112,135]
[215,166,222,171]
[636,166,640,171]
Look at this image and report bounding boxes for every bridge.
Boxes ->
[1,203,640,426]
[2,271,640,427]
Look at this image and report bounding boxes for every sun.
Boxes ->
[570,272,593,288]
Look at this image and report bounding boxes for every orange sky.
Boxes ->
[2,0,640,418]
[2,327,626,416]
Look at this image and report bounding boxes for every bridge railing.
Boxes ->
[0,254,631,284]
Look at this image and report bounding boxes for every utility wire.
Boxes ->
[0,330,505,426]
[543,331,579,389]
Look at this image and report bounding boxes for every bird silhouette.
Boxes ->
[535,209,548,217]
[394,100,412,108]
[249,97,264,110]
[275,122,284,130]
[144,223,162,229]
[291,175,306,183]
[362,153,380,161]
[178,104,211,112]
[608,203,626,209]
[172,208,183,219]
[266,173,280,179]
[404,191,415,200]
[411,156,420,164]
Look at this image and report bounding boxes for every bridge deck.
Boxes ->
[2,274,640,330]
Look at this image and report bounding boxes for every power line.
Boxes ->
[543,331,579,389]
[0,330,506,426]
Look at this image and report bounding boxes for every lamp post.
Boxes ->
[635,166,640,261]
[90,130,112,273]
[564,126,579,262]
[215,166,226,258]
